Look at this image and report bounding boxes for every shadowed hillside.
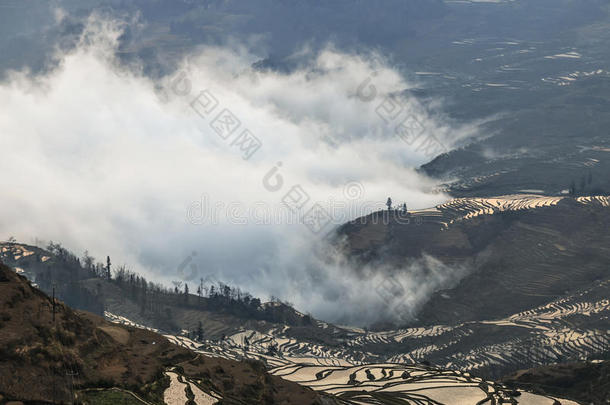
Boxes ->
[502,359,610,405]
[0,263,335,404]
[337,195,610,325]
[0,242,317,339]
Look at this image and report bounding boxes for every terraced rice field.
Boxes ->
[271,363,579,405]
[164,371,221,405]
[158,276,609,381]
[154,277,608,404]
[162,332,582,404]
[411,194,610,228]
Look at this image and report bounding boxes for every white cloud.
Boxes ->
[0,15,478,325]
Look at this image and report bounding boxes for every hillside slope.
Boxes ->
[338,194,610,325]
[0,263,333,405]
[0,260,590,404]
[3,199,609,381]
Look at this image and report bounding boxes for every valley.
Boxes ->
[2,0,610,403]
[2,192,608,404]
[0,262,588,405]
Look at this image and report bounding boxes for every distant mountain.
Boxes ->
[421,74,610,198]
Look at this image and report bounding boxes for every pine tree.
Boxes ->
[106,256,112,280]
